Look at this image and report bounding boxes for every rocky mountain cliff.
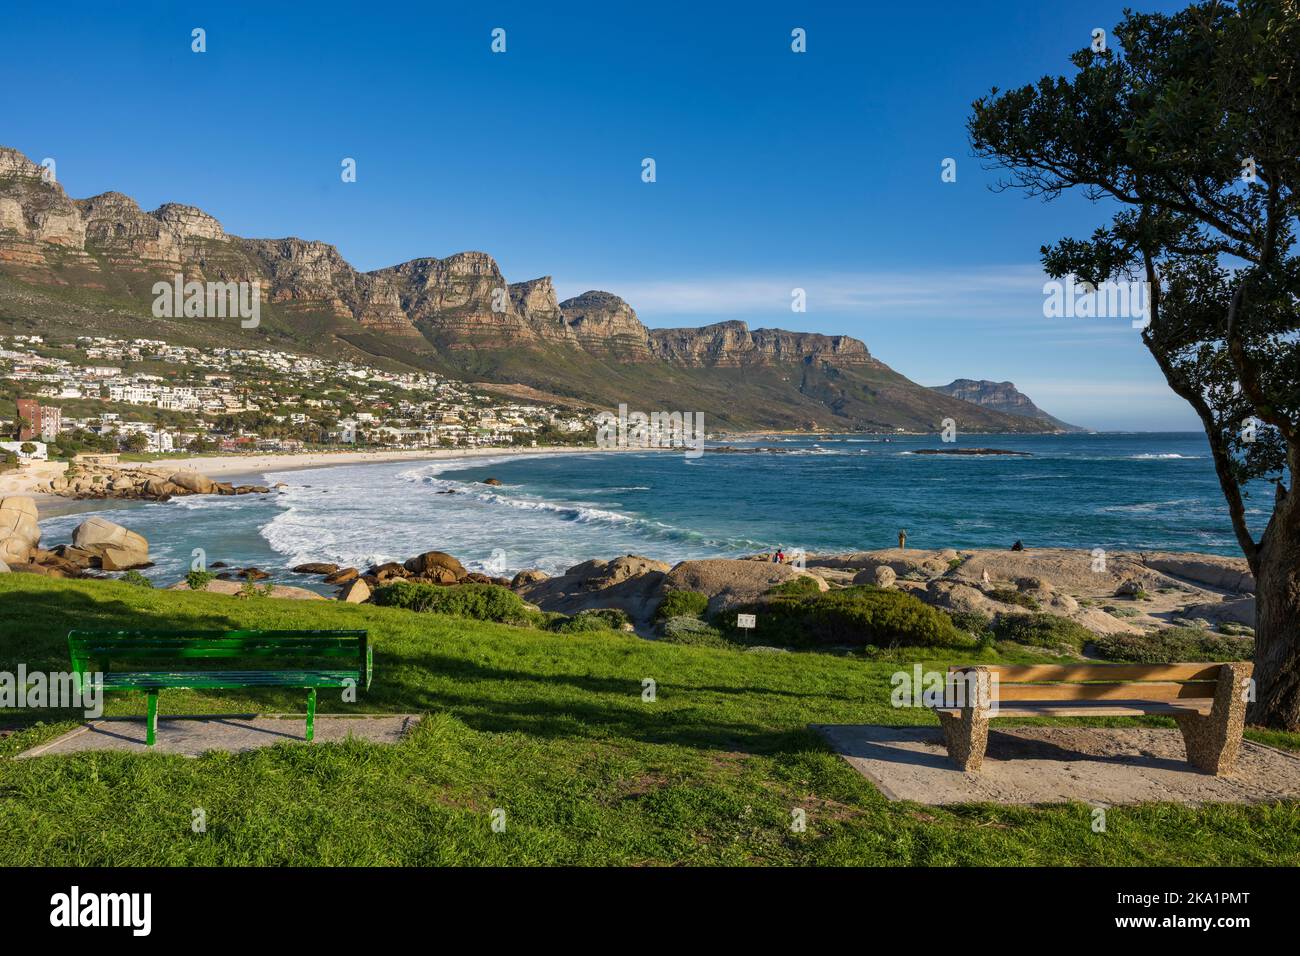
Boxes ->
[931,379,1085,432]
[0,145,1062,432]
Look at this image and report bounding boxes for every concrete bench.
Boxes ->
[933,662,1253,775]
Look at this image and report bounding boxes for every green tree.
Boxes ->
[969,0,1299,727]
[123,432,150,454]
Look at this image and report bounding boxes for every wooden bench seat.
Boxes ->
[931,661,1252,775]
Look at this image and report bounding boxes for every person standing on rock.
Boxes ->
[898,529,907,550]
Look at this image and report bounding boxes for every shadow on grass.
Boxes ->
[386,652,837,756]
[0,587,242,731]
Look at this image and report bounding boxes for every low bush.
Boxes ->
[185,569,215,592]
[654,590,709,620]
[657,615,736,649]
[549,607,632,633]
[986,588,1040,610]
[373,581,532,625]
[1093,627,1254,663]
[992,613,1095,652]
[120,570,153,588]
[722,585,974,649]
[949,609,992,634]
[766,575,825,597]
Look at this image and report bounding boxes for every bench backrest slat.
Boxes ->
[948,662,1228,702]
[995,681,1213,701]
[951,663,1224,683]
[68,629,369,677]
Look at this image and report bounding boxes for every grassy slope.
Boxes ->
[1,574,1297,866]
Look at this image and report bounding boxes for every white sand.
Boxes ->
[0,445,608,500]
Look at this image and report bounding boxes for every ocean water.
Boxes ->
[38,433,1269,593]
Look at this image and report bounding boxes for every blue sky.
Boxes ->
[0,0,1199,430]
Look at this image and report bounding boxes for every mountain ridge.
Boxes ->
[0,145,1068,432]
[931,379,1086,432]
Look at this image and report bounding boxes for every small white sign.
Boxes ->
[736,614,756,629]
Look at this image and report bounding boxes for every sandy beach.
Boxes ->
[119,444,604,479]
[0,444,620,514]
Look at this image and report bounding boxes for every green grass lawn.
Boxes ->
[1,574,1298,866]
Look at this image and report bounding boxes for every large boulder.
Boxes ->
[1142,555,1255,595]
[511,569,549,588]
[167,471,218,495]
[71,516,150,570]
[0,496,40,564]
[662,558,827,616]
[820,548,959,580]
[338,578,371,603]
[403,550,467,579]
[516,555,671,627]
[1185,595,1256,626]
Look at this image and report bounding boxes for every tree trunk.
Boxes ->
[1249,487,1300,730]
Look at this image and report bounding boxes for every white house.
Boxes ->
[0,440,48,461]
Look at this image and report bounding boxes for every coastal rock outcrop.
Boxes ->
[71,516,150,570]
[34,463,271,503]
[338,578,371,603]
[514,555,670,627]
[167,579,325,600]
[0,496,41,564]
[663,559,828,616]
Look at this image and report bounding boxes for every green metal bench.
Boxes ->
[68,629,373,746]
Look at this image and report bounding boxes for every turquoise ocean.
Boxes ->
[38,433,1269,594]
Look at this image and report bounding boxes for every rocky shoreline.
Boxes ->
[0,484,1256,643]
[29,464,274,502]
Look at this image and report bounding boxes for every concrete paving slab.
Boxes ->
[815,724,1300,806]
[17,714,420,758]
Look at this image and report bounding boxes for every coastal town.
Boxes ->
[0,333,593,462]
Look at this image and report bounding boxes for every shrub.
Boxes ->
[1093,627,1253,663]
[992,613,1095,652]
[766,576,824,597]
[373,581,532,625]
[987,587,1040,610]
[186,569,216,592]
[657,615,736,649]
[722,586,974,650]
[655,590,710,620]
[549,607,633,633]
[120,570,153,588]
[949,610,993,639]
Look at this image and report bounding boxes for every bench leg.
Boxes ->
[937,707,990,771]
[1173,662,1252,775]
[146,691,158,747]
[305,688,317,742]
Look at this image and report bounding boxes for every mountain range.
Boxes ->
[0,145,1071,433]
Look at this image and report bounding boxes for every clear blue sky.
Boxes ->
[0,0,1199,430]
